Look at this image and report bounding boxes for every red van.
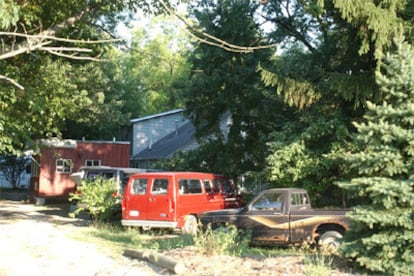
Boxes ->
[121,172,243,234]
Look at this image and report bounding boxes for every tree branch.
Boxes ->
[158,0,277,53]
[0,75,24,90]
[0,6,122,89]
[0,6,121,61]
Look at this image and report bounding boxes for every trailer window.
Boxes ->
[56,159,72,173]
[85,159,101,166]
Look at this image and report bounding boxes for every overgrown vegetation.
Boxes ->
[68,177,120,222]
[193,223,251,256]
[70,222,346,274]
[75,222,292,258]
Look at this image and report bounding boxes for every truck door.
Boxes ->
[146,177,174,221]
[244,191,290,244]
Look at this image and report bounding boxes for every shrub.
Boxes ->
[194,223,250,256]
[69,177,120,222]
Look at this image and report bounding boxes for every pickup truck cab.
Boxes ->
[121,172,243,234]
[199,188,349,249]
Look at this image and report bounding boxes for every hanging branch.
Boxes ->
[158,0,277,53]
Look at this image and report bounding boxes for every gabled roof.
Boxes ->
[131,121,196,160]
[130,109,184,123]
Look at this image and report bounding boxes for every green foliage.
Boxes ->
[303,253,334,276]
[184,0,284,177]
[0,0,19,29]
[337,39,414,275]
[69,177,119,222]
[194,224,250,256]
[113,16,190,118]
[0,0,174,153]
[333,0,408,61]
[266,110,352,206]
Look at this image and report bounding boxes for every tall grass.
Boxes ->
[70,222,295,258]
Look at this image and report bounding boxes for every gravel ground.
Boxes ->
[0,199,162,276]
[0,194,359,276]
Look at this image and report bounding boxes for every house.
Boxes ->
[30,138,130,202]
[130,109,232,168]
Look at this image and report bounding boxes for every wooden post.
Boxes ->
[123,249,186,274]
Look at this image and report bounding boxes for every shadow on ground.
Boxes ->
[0,188,91,226]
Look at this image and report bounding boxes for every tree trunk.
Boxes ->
[123,249,186,274]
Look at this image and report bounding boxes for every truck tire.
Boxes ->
[318,230,343,251]
[182,215,198,235]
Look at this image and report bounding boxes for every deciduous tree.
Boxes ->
[0,0,166,153]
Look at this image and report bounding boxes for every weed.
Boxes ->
[193,223,250,256]
[299,240,335,276]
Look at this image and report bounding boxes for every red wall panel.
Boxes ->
[33,141,130,197]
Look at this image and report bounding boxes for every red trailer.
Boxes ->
[30,138,130,203]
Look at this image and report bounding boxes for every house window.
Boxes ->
[56,159,73,173]
[85,159,101,167]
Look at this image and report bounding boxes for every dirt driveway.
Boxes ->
[0,199,162,276]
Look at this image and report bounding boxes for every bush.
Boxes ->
[194,223,250,256]
[69,177,120,222]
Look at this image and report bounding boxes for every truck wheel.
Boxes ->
[318,231,343,251]
[182,215,198,235]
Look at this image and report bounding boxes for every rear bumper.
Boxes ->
[121,219,178,229]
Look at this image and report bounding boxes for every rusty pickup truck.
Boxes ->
[198,188,349,249]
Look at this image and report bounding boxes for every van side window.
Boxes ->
[204,179,212,193]
[151,178,169,195]
[212,179,220,193]
[178,179,202,194]
[131,178,148,195]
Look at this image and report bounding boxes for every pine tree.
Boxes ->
[337,39,414,275]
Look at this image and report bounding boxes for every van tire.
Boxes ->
[182,215,197,235]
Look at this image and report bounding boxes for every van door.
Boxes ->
[123,177,149,220]
[146,177,173,221]
[178,178,207,215]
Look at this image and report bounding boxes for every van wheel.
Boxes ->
[182,215,198,235]
[318,230,343,252]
